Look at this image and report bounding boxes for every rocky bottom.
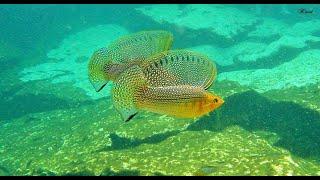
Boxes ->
[1,79,320,176]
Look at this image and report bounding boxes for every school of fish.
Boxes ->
[88,30,224,122]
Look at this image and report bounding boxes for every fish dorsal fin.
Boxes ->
[111,65,147,122]
[142,50,217,89]
[88,48,110,92]
[107,30,173,64]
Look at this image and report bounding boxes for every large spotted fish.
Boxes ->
[139,50,217,89]
[112,51,224,122]
[88,30,173,92]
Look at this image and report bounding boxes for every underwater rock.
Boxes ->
[263,83,320,112]
[218,49,320,92]
[218,90,320,161]
[237,19,320,66]
[234,19,320,65]
[248,15,320,38]
[190,34,320,68]
[1,95,320,175]
[188,19,320,68]
[236,35,320,63]
[287,19,320,37]
[187,45,230,66]
[189,42,268,67]
[136,4,259,40]
[189,40,290,67]
[140,11,320,69]
[248,17,290,39]
[227,42,269,63]
[19,24,129,99]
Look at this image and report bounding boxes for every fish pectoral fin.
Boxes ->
[88,48,111,92]
[114,102,139,122]
[112,65,147,122]
[124,112,139,123]
[93,81,108,92]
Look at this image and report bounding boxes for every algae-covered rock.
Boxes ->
[180,17,320,68]
[19,24,129,99]
[136,6,319,69]
[188,30,320,67]
[287,19,320,37]
[218,49,320,93]
[239,35,320,63]
[1,93,320,176]
[248,17,290,39]
[226,41,268,63]
[136,4,258,40]
[91,127,320,176]
[263,83,320,112]
[188,42,268,66]
[187,45,229,66]
[248,18,320,39]
[239,19,320,65]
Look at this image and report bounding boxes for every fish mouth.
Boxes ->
[217,101,224,108]
[215,98,224,108]
[220,99,225,105]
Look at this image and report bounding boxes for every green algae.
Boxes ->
[1,89,320,175]
[2,77,320,175]
[0,165,11,176]
[263,83,320,112]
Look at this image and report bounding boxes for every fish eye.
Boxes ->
[213,98,218,103]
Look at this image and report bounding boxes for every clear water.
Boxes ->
[0,4,320,176]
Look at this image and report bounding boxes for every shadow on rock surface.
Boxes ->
[188,90,320,161]
[97,130,180,152]
[0,82,94,121]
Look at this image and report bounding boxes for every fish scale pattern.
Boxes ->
[88,30,223,121]
[143,50,217,90]
[88,30,174,92]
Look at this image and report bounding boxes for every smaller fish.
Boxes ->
[112,66,224,122]
[88,30,173,92]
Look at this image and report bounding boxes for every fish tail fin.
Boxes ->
[111,66,147,122]
[88,48,112,92]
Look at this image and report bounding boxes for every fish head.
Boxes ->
[206,92,224,110]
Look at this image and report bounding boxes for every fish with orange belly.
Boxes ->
[136,85,224,119]
[111,51,224,122]
[88,30,224,122]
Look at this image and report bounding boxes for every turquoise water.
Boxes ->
[0,4,320,176]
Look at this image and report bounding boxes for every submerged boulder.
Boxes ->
[188,42,268,67]
[248,17,290,39]
[136,7,320,69]
[218,49,320,92]
[190,18,320,68]
[136,4,259,40]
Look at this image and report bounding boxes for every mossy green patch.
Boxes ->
[1,93,320,175]
[263,83,320,112]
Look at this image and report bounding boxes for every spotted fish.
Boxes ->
[88,30,173,92]
[140,50,217,89]
[111,50,223,122]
